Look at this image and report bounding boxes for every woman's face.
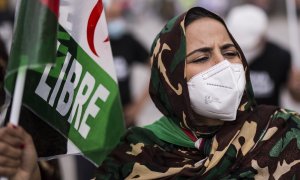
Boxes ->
[186,18,242,81]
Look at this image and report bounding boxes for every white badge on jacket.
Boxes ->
[188,60,246,121]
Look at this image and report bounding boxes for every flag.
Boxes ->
[5,0,125,165]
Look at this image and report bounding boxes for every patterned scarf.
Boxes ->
[95,7,300,179]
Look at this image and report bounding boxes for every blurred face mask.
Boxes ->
[108,18,126,39]
[241,42,264,65]
[187,60,246,121]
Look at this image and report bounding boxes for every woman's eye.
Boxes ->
[224,51,239,58]
[191,56,209,63]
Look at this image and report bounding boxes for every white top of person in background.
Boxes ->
[226,4,268,64]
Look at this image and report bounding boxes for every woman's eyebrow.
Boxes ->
[221,43,236,50]
[186,47,212,58]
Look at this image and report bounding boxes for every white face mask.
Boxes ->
[108,18,126,39]
[187,60,246,121]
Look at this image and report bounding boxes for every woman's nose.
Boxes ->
[211,53,225,65]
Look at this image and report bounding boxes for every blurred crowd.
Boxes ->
[1,0,300,180]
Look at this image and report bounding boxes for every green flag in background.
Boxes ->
[5,0,125,166]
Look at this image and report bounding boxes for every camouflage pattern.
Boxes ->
[95,7,300,179]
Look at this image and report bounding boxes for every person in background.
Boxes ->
[227,4,300,106]
[105,0,150,128]
[156,0,176,21]
[0,0,14,52]
[196,0,231,17]
[249,0,271,13]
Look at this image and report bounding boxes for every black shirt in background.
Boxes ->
[110,33,149,106]
[249,41,291,106]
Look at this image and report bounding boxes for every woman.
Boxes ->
[1,6,300,179]
[95,7,300,179]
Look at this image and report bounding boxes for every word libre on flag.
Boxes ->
[5,0,125,165]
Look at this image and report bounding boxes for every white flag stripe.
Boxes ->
[59,0,117,81]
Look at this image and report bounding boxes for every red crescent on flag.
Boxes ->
[104,36,109,42]
[40,0,59,17]
[87,0,103,57]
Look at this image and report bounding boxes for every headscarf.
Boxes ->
[148,7,255,134]
[96,7,300,179]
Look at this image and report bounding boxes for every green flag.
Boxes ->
[5,0,125,165]
[5,0,58,92]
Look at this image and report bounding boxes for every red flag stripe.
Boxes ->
[181,128,197,142]
[40,0,59,17]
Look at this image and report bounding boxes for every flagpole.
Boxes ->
[7,0,25,126]
[9,67,27,125]
[286,0,300,68]
[0,67,26,179]
[1,69,27,180]
[0,0,26,178]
